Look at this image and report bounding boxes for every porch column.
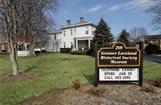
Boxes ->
[24,43,27,51]
[88,39,91,49]
[76,39,78,50]
[160,39,161,49]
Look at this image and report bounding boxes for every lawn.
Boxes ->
[0,53,161,105]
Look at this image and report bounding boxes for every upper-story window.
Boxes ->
[71,29,73,36]
[63,30,66,36]
[85,26,89,34]
[74,28,76,32]
[54,34,56,39]
[92,31,95,35]
[74,28,76,36]
[85,30,88,34]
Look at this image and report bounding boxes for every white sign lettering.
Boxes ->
[99,68,139,81]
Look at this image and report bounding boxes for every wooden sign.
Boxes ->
[95,42,143,86]
[97,42,140,67]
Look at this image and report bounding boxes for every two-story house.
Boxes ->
[144,34,161,50]
[46,17,96,52]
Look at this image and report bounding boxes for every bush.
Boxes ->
[0,52,9,55]
[140,86,155,93]
[70,50,87,55]
[60,48,72,53]
[72,80,81,89]
[87,87,105,97]
[154,77,161,88]
[34,51,41,55]
[156,50,161,54]
[145,43,160,54]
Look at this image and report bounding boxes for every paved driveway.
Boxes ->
[144,54,161,63]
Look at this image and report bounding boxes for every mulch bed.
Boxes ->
[19,81,161,105]
[0,71,38,84]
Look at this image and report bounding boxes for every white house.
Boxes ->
[0,35,32,56]
[46,17,96,52]
[17,35,32,56]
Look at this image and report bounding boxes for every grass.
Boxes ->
[0,53,161,105]
[0,53,94,105]
[143,60,161,80]
[153,54,161,57]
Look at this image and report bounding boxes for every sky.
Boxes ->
[53,0,160,36]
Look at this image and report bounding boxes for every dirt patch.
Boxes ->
[0,71,39,84]
[20,81,161,105]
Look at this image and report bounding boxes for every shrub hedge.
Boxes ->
[60,48,72,53]
[145,43,160,54]
[70,50,87,55]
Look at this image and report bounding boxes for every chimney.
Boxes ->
[80,17,85,24]
[66,20,71,26]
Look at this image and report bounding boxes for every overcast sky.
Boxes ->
[53,0,160,36]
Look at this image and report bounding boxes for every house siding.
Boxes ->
[46,18,96,52]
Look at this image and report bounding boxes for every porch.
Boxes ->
[74,37,93,51]
[17,43,31,56]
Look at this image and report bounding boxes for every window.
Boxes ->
[85,26,89,34]
[92,31,94,35]
[74,28,76,36]
[71,42,73,48]
[26,44,30,50]
[56,42,58,49]
[74,28,76,32]
[54,34,56,39]
[1,45,5,50]
[63,30,66,36]
[18,44,25,51]
[85,30,88,34]
[71,29,73,36]
[64,42,66,48]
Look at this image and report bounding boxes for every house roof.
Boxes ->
[144,34,161,40]
[0,35,32,43]
[17,35,32,43]
[48,31,61,35]
[61,22,96,29]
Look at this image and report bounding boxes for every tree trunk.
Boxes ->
[30,40,35,56]
[3,0,18,75]
[9,37,18,75]
[11,0,18,75]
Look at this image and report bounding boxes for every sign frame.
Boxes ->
[95,42,143,87]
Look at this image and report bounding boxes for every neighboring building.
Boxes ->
[0,35,10,53]
[46,17,96,52]
[46,32,61,52]
[0,36,9,53]
[0,35,32,56]
[17,35,32,56]
[144,34,161,49]
[0,41,10,53]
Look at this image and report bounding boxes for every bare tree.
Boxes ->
[147,0,161,31]
[0,0,18,75]
[0,0,57,75]
[18,0,57,54]
[130,27,147,42]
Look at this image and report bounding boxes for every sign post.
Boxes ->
[95,41,98,87]
[139,42,143,86]
[95,42,143,86]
